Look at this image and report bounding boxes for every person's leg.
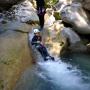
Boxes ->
[41,15,44,29]
[41,45,55,61]
[36,45,54,61]
[36,45,46,59]
[41,45,49,56]
[38,14,45,30]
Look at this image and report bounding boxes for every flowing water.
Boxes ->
[14,51,90,90]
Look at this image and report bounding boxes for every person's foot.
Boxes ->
[50,56,55,61]
[44,56,50,61]
[44,58,48,61]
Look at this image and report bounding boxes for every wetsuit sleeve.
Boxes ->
[31,36,42,45]
[31,36,37,45]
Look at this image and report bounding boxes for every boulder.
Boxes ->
[0,0,24,10]
[11,0,39,23]
[60,27,81,44]
[59,3,90,34]
[0,0,39,23]
[82,0,90,11]
[60,27,87,52]
[45,9,55,27]
[44,22,68,56]
[0,22,33,90]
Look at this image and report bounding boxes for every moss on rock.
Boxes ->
[54,12,61,20]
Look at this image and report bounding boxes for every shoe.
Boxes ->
[50,56,55,61]
[44,58,48,61]
[44,56,50,61]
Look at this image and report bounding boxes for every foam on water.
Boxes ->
[37,59,90,90]
[29,31,90,90]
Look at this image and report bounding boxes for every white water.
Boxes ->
[14,56,90,90]
[37,60,90,90]
[23,31,90,90]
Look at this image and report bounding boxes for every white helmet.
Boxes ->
[33,29,40,33]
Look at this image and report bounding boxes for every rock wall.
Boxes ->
[0,21,34,90]
[82,0,90,11]
[54,0,90,34]
[0,0,24,10]
[0,2,38,90]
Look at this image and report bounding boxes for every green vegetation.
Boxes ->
[45,0,59,8]
[54,12,61,20]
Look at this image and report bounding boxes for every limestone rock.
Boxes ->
[60,27,87,52]
[59,2,90,34]
[45,9,55,27]
[82,0,90,11]
[0,0,24,10]
[12,0,39,23]
[0,22,33,90]
[0,0,39,23]
[60,27,81,44]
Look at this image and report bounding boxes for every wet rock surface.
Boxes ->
[0,0,25,10]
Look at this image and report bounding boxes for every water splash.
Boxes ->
[37,60,90,90]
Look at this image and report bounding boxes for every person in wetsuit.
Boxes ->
[31,29,54,61]
[35,0,46,31]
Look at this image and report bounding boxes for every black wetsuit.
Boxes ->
[36,0,45,8]
[35,0,46,30]
[31,35,49,60]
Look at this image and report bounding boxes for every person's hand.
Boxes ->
[37,41,40,44]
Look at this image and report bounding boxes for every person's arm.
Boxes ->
[31,36,41,45]
[31,36,37,45]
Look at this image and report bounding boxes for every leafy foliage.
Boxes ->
[54,12,61,20]
[45,0,59,8]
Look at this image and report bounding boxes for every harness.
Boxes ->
[37,7,46,15]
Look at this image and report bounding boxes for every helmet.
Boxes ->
[33,29,40,33]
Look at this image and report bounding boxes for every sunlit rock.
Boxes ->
[45,9,55,27]
[44,21,67,56]
[55,1,90,34]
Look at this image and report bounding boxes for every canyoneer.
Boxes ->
[35,0,46,31]
[31,29,54,61]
